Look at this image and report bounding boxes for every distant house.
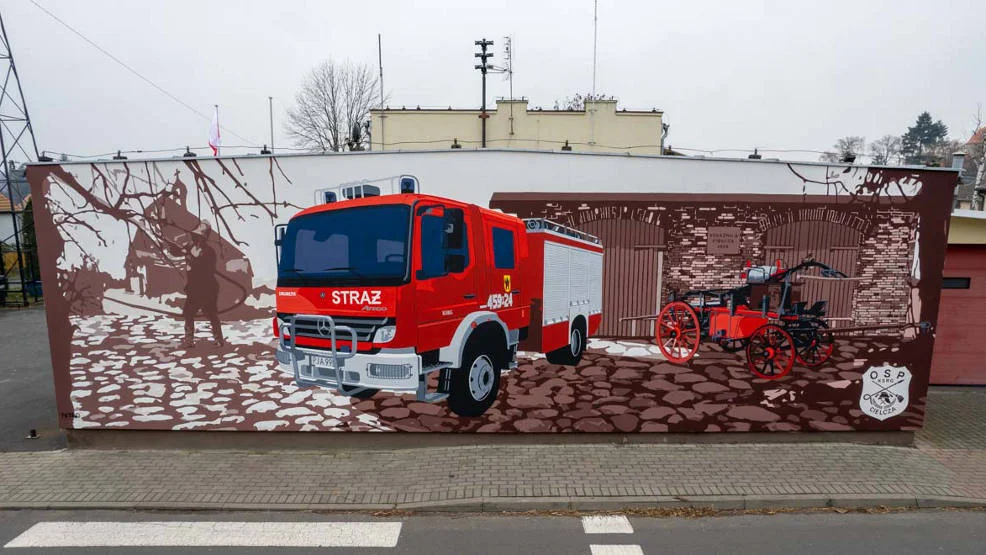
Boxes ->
[0,163,30,246]
[933,209,986,384]
[0,192,16,246]
[955,127,985,210]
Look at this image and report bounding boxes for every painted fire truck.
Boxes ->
[273,176,603,417]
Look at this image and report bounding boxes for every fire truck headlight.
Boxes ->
[373,326,397,344]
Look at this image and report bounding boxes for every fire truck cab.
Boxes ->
[274,177,603,417]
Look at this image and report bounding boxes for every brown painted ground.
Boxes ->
[367,338,926,432]
[68,315,925,433]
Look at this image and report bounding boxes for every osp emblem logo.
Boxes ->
[859,364,911,421]
[503,274,512,293]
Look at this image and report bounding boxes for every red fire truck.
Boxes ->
[274,177,603,417]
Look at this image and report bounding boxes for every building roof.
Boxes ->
[955,174,978,203]
[0,191,30,212]
[30,147,964,173]
[1,164,30,209]
[370,98,663,116]
[953,208,986,220]
[968,127,985,145]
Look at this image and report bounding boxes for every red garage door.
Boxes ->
[930,245,986,385]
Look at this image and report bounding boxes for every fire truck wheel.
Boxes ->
[447,341,502,417]
[545,319,587,365]
[339,385,379,399]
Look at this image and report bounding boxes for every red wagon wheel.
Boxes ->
[746,324,795,380]
[656,301,701,364]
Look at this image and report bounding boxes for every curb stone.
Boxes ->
[2,494,983,513]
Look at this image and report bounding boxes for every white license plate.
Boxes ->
[310,355,334,368]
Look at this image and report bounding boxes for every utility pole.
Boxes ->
[592,0,598,97]
[0,9,40,307]
[378,34,385,151]
[589,0,599,147]
[474,38,494,148]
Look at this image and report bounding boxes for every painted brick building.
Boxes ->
[491,193,919,337]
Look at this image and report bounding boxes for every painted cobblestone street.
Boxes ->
[67,314,923,433]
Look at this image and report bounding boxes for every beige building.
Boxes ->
[370,99,665,155]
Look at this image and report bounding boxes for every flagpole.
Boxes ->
[215,104,220,156]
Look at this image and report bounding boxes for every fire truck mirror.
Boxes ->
[273,224,287,264]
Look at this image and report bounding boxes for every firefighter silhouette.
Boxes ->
[178,223,225,348]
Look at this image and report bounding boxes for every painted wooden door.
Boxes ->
[577,219,664,337]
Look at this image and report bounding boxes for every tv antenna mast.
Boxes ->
[0,9,41,307]
[502,35,514,100]
[489,36,515,135]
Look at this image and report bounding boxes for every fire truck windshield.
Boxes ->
[277,204,410,287]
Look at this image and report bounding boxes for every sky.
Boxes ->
[4,0,986,162]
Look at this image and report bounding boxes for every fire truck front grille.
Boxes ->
[279,314,394,343]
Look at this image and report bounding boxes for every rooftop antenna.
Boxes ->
[503,35,515,135]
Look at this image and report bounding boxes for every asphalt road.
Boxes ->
[0,306,63,451]
[1,509,985,554]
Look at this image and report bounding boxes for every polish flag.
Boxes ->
[208,105,222,156]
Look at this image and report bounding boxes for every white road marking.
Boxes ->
[589,545,645,555]
[3,521,403,548]
[582,515,634,534]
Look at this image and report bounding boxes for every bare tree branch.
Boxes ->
[820,136,866,163]
[285,60,380,152]
[869,135,902,166]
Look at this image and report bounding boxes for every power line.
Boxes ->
[29,0,258,145]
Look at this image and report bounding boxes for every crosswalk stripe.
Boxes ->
[589,545,645,555]
[582,515,634,534]
[3,521,403,548]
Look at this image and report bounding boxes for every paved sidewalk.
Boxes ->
[0,387,983,512]
[914,386,986,506]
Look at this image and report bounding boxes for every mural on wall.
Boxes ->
[27,156,955,433]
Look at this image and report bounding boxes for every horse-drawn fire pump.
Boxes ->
[624,258,928,380]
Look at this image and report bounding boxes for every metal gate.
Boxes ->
[764,221,861,327]
[577,219,664,337]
